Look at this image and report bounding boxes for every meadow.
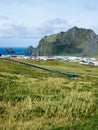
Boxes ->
[0,59,98,130]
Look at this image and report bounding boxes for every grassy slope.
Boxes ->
[19,59,98,76]
[42,34,57,43]
[0,59,98,130]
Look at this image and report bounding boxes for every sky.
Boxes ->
[0,0,98,47]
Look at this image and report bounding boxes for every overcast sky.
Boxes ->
[0,0,98,47]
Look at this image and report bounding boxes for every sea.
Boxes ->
[0,47,27,56]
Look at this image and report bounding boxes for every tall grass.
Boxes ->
[0,59,98,130]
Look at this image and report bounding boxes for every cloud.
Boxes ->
[0,16,37,47]
[27,18,71,46]
[0,16,32,38]
[43,18,70,34]
[0,17,72,47]
[33,18,71,37]
[0,16,98,47]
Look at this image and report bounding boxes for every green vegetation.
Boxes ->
[18,59,98,76]
[36,26,98,56]
[0,59,98,130]
[24,46,34,55]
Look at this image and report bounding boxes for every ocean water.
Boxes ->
[0,47,27,55]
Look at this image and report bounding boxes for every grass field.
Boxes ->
[0,59,98,130]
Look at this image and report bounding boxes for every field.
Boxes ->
[0,59,98,130]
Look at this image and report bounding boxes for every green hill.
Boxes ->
[36,26,98,56]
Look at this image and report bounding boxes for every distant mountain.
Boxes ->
[36,26,98,56]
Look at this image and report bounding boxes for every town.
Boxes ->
[1,54,98,66]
